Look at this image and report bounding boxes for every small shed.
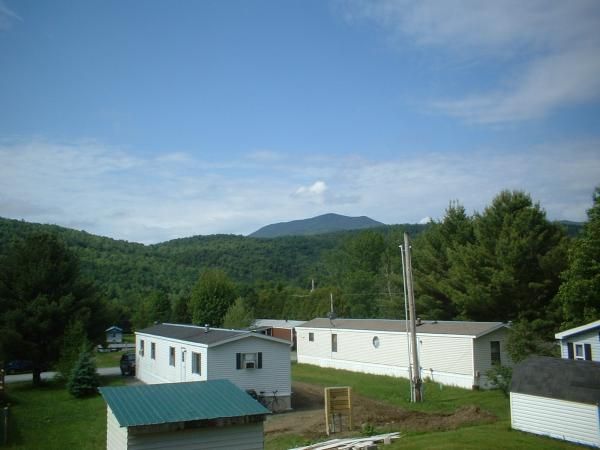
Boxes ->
[555,319,600,362]
[510,356,600,448]
[105,326,123,344]
[100,379,270,450]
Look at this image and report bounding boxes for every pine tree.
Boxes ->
[67,349,100,398]
[56,320,90,381]
[555,187,600,328]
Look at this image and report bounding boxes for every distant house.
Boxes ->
[251,319,305,349]
[555,319,600,362]
[105,326,123,344]
[100,379,270,450]
[296,318,511,389]
[135,323,292,411]
[510,356,600,448]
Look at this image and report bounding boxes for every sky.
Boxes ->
[1,0,599,244]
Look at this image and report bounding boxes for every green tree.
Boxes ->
[67,349,100,398]
[222,297,254,329]
[190,268,237,327]
[447,191,567,327]
[171,294,191,323]
[149,291,171,323]
[413,202,474,319]
[0,232,106,385]
[555,187,600,328]
[55,320,90,381]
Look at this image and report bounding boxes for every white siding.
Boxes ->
[136,334,208,385]
[510,392,600,448]
[559,328,600,362]
[473,328,512,387]
[296,327,476,389]
[127,423,264,450]
[208,336,291,398]
[107,407,128,450]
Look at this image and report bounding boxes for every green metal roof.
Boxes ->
[99,380,270,428]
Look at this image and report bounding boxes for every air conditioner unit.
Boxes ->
[245,361,256,369]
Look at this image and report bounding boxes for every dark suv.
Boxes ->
[120,352,136,376]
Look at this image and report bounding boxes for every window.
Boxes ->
[309,332,314,342]
[372,336,380,348]
[332,334,337,353]
[150,342,156,360]
[575,344,584,360]
[139,339,145,357]
[181,350,186,362]
[192,352,201,374]
[490,341,501,365]
[169,346,175,366]
[236,352,262,369]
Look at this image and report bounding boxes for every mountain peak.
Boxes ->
[249,213,385,238]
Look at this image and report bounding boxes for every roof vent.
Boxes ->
[204,324,210,333]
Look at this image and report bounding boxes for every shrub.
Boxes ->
[486,365,512,398]
[67,350,100,398]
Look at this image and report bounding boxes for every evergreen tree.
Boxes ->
[67,349,100,398]
[0,232,107,385]
[413,202,474,319]
[56,320,90,381]
[447,191,567,330]
[555,187,600,328]
[190,269,237,327]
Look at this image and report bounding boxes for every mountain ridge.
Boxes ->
[249,213,386,238]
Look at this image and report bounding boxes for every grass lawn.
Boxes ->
[93,351,123,368]
[3,377,127,450]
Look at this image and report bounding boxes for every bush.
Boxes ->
[486,365,512,398]
[67,350,100,398]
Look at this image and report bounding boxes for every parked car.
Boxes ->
[120,352,136,376]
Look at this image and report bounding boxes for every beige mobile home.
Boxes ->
[296,318,511,389]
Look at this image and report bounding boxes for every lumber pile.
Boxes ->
[289,432,401,450]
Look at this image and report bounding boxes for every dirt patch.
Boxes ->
[265,381,496,439]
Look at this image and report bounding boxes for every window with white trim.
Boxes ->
[575,344,584,360]
[192,352,201,374]
[490,341,501,365]
[332,333,338,353]
[150,342,156,360]
[139,339,145,357]
[309,332,314,342]
[169,346,175,366]
[236,352,262,369]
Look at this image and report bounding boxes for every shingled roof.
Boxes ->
[511,356,600,405]
[137,323,289,346]
[297,318,506,338]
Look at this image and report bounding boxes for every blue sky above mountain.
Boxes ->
[0,0,599,243]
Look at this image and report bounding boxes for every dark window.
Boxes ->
[150,342,156,360]
[490,341,501,365]
[139,339,145,357]
[169,346,175,366]
[236,352,263,369]
[309,332,314,342]
[192,352,201,374]
[332,334,337,353]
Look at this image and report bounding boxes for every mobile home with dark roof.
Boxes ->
[296,318,511,389]
[135,323,292,411]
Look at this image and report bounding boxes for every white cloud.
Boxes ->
[0,138,598,243]
[340,0,600,123]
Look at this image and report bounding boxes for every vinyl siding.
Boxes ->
[510,392,600,448]
[208,336,291,397]
[473,328,512,387]
[296,327,476,389]
[127,423,264,450]
[136,334,208,385]
[107,407,128,450]
[559,329,600,362]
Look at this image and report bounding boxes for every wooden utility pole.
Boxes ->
[403,233,422,402]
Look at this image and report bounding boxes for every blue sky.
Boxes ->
[1,0,599,243]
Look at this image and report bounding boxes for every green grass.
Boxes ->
[4,377,127,450]
[93,351,123,368]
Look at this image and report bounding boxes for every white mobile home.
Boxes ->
[555,319,600,362]
[100,379,270,450]
[510,356,600,448]
[136,323,292,410]
[296,318,511,389]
